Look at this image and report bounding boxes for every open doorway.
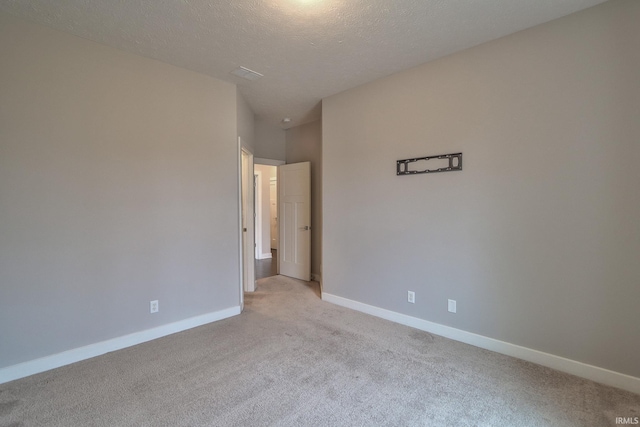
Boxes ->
[254,159,284,280]
[252,159,311,283]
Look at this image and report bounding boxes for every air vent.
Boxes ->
[230,66,264,81]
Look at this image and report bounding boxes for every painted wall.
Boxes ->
[322,0,640,378]
[255,118,286,161]
[286,120,322,278]
[237,89,255,153]
[254,164,274,259]
[0,13,240,369]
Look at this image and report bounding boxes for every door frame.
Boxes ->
[238,139,256,300]
[254,158,285,275]
[254,170,262,260]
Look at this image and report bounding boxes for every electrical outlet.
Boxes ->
[408,291,415,304]
[448,299,456,313]
[150,300,159,313]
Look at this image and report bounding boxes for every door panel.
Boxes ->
[278,162,311,281]
[282,202,295,263]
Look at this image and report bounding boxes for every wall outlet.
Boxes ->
[150,300,159,313]
[448,299,456,313]
[408,291,415,304]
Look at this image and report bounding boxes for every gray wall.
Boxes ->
[286,120,322,278]
[322,0,640,378]
[255,119,286,161]
[0,13,240,369]
[236,89,255,153]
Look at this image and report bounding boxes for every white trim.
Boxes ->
[254,170,262,260]
[237,137,244,311]
[240,145,256,293]
[254,158,285,166]
[321,293,640,395]
[258,252,272,260]
[0,306,241,385]
[247,149,255,292]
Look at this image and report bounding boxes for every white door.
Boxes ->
[278,162,311,281]
[270,178,278,250]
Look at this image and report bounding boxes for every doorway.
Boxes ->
[249,158,312,284]
[253,169,278,280]
[254,162,280,280]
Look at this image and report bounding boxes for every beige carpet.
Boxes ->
[1,275,639,426]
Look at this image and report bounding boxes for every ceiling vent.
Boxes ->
[231,66,264,81]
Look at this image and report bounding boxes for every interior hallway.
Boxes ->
[255,249,277,280]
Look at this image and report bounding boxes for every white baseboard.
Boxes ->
[0,306,241,385]
[322,293,640,395]
[258,252,272,260]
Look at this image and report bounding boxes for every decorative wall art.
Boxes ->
[396,152,462,176]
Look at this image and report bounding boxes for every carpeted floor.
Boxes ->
[1,275,639,426]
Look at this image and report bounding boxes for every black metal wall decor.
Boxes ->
[396,152,462,176]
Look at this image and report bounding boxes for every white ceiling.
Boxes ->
[0,0,606,128]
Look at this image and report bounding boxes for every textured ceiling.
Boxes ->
[0,0,606,128]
